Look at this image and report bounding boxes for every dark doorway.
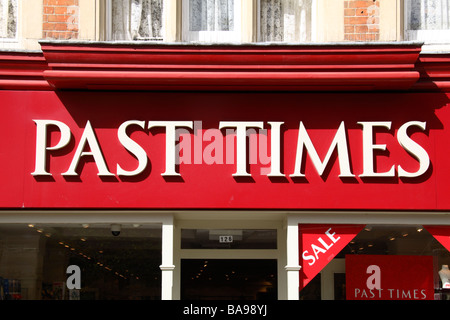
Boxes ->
[181,259,277,300]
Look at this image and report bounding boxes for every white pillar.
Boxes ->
[286,216,301,300]
[160,216,175,300]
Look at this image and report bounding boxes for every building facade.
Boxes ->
[1,0,450,301]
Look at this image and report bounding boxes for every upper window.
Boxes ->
[106,0,314,44]
[109,0,163,41]
[258,0,312,42]
[182,0,241,42]
[0,0,17,40]
[405,0,450,44]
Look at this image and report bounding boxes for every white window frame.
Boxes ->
[182,0,242,43]
[404,0,450,47]
[105,0,113,41]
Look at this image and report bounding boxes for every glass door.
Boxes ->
[178,227,280,300]
[181,259,277,300]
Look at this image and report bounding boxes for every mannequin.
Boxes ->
[439,265,450,289]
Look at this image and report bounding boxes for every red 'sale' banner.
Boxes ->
[298,224,364,290]
[346,255,434,300]
[424,226,450,252]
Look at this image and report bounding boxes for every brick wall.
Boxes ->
[344,0,380,41]
[43,0,79,40]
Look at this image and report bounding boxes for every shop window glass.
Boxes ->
[0,224,161,300]
[0,0,17,40]
[299,225,450,300]
[110,0,163,41]
[405,0,450,44]
[182,0,241,42]
[258,0,312,42]
[181,229,277,249]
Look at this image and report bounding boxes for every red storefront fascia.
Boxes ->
[0,41,449,211]
[1,42,450,300]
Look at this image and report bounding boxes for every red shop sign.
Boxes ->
[346,255,434,300]
[2,91,450,210]
[299,224,364,290]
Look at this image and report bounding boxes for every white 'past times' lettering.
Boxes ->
[31,120,430,180]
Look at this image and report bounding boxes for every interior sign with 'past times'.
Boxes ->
[345,255,434,300]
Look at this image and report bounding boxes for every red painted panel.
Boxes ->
[0,90,449,210]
